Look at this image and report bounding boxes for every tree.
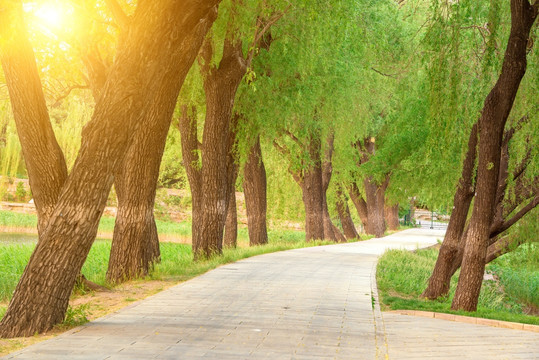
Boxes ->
[0,1,68,235]
[179,0,285,259]
[106,1,218,284]
[451,0,537,311]
[0,0,220,337]
[418,0,539,310]
[243,134,269,245]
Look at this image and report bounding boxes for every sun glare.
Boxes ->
[35,4,64,28]
[23,2,72,34]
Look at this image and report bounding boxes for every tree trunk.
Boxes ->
[224,190,238,248]
[178,105,203,252]
[452,0,537,311]
[349,182,369,233]
[364,176,386,238]
[384,203,399,231]
[107,17,215,284]
[336,185,359,240]
[321,131,344,242]
[422,123,478,299]
[0,2,67,235]
[302,132,325,241]
[224,116,239,248]
[244,136,268,246]
[0,0,220,337]
[192,37,247,260]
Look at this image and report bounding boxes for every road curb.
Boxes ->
[388,309,539,333]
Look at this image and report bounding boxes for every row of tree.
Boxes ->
[0,0,537,337]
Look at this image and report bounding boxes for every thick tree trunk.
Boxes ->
[349,182,369,233]
[384,203,399,231]
[244,136,269,246]
[0,2,67,235]
[0,0,220,337]
[302,132,325,241]
[364,176,386,238]
[422,123,478,299]
[336,185,359,240]
[321,132,345,242]
[107,18,215,283]
[192,38,247,260]
[452,0,537,311]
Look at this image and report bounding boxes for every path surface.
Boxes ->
[3,229,538,359]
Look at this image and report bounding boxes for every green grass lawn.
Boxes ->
[0,225,350,322]
[0,210,193,238]
[377,245,539,325]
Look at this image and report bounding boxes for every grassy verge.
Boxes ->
[0,228,356,320]
[377,246,539,325]
[0,210,194,240]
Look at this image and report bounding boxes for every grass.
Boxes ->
[0,227,344,311]
[0,210,193,238]
[377,247,539,325]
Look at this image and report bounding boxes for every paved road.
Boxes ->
[3,229,538,359]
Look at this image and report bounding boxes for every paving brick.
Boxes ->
[3,229,537,360]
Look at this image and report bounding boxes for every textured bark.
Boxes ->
[0,0,221,337]
[348,138,388,237]
[384,203,400,231]
[178,106,203,253]
[244,136,268,246]
[0,2,67,235]
[364,176,386,238]
[336,185,359,240]
[192,36,247,260]
[452,0,537,311]
[302,132,325,241]
[107,11,217,284]
[224,116,240,248]
[321,132,345,242]
[422,123,478,300]
[349,182,369,233]
[224,190,238,248]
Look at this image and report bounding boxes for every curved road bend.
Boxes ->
[3,229,538,359]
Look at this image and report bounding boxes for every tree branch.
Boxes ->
[273,140,302,185]
[284,129,302,147]
[198,34,214,79]
[491,194,539,238]
[245,6,290,66]
[104,0,129,28]
[52,84,90,107]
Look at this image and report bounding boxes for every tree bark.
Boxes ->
[384,203,399,231]
[452,0,537,311]
[224,116,240,248]
[224,190,238,248]
[364,176,386,238]
[321,131,345,242]
[107,12,216,284]
[0,0,220,337]
[302,131,325,241]
[349,182,369,233]
[422,123,478,299]
[178,105,203,253]
[192,36,247,259]
[0,2,67,235]
[336,185,359,240]
[244,136,269,246]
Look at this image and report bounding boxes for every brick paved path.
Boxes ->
[3,229,538,359]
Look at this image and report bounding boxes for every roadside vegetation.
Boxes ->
[377,245,539,325]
